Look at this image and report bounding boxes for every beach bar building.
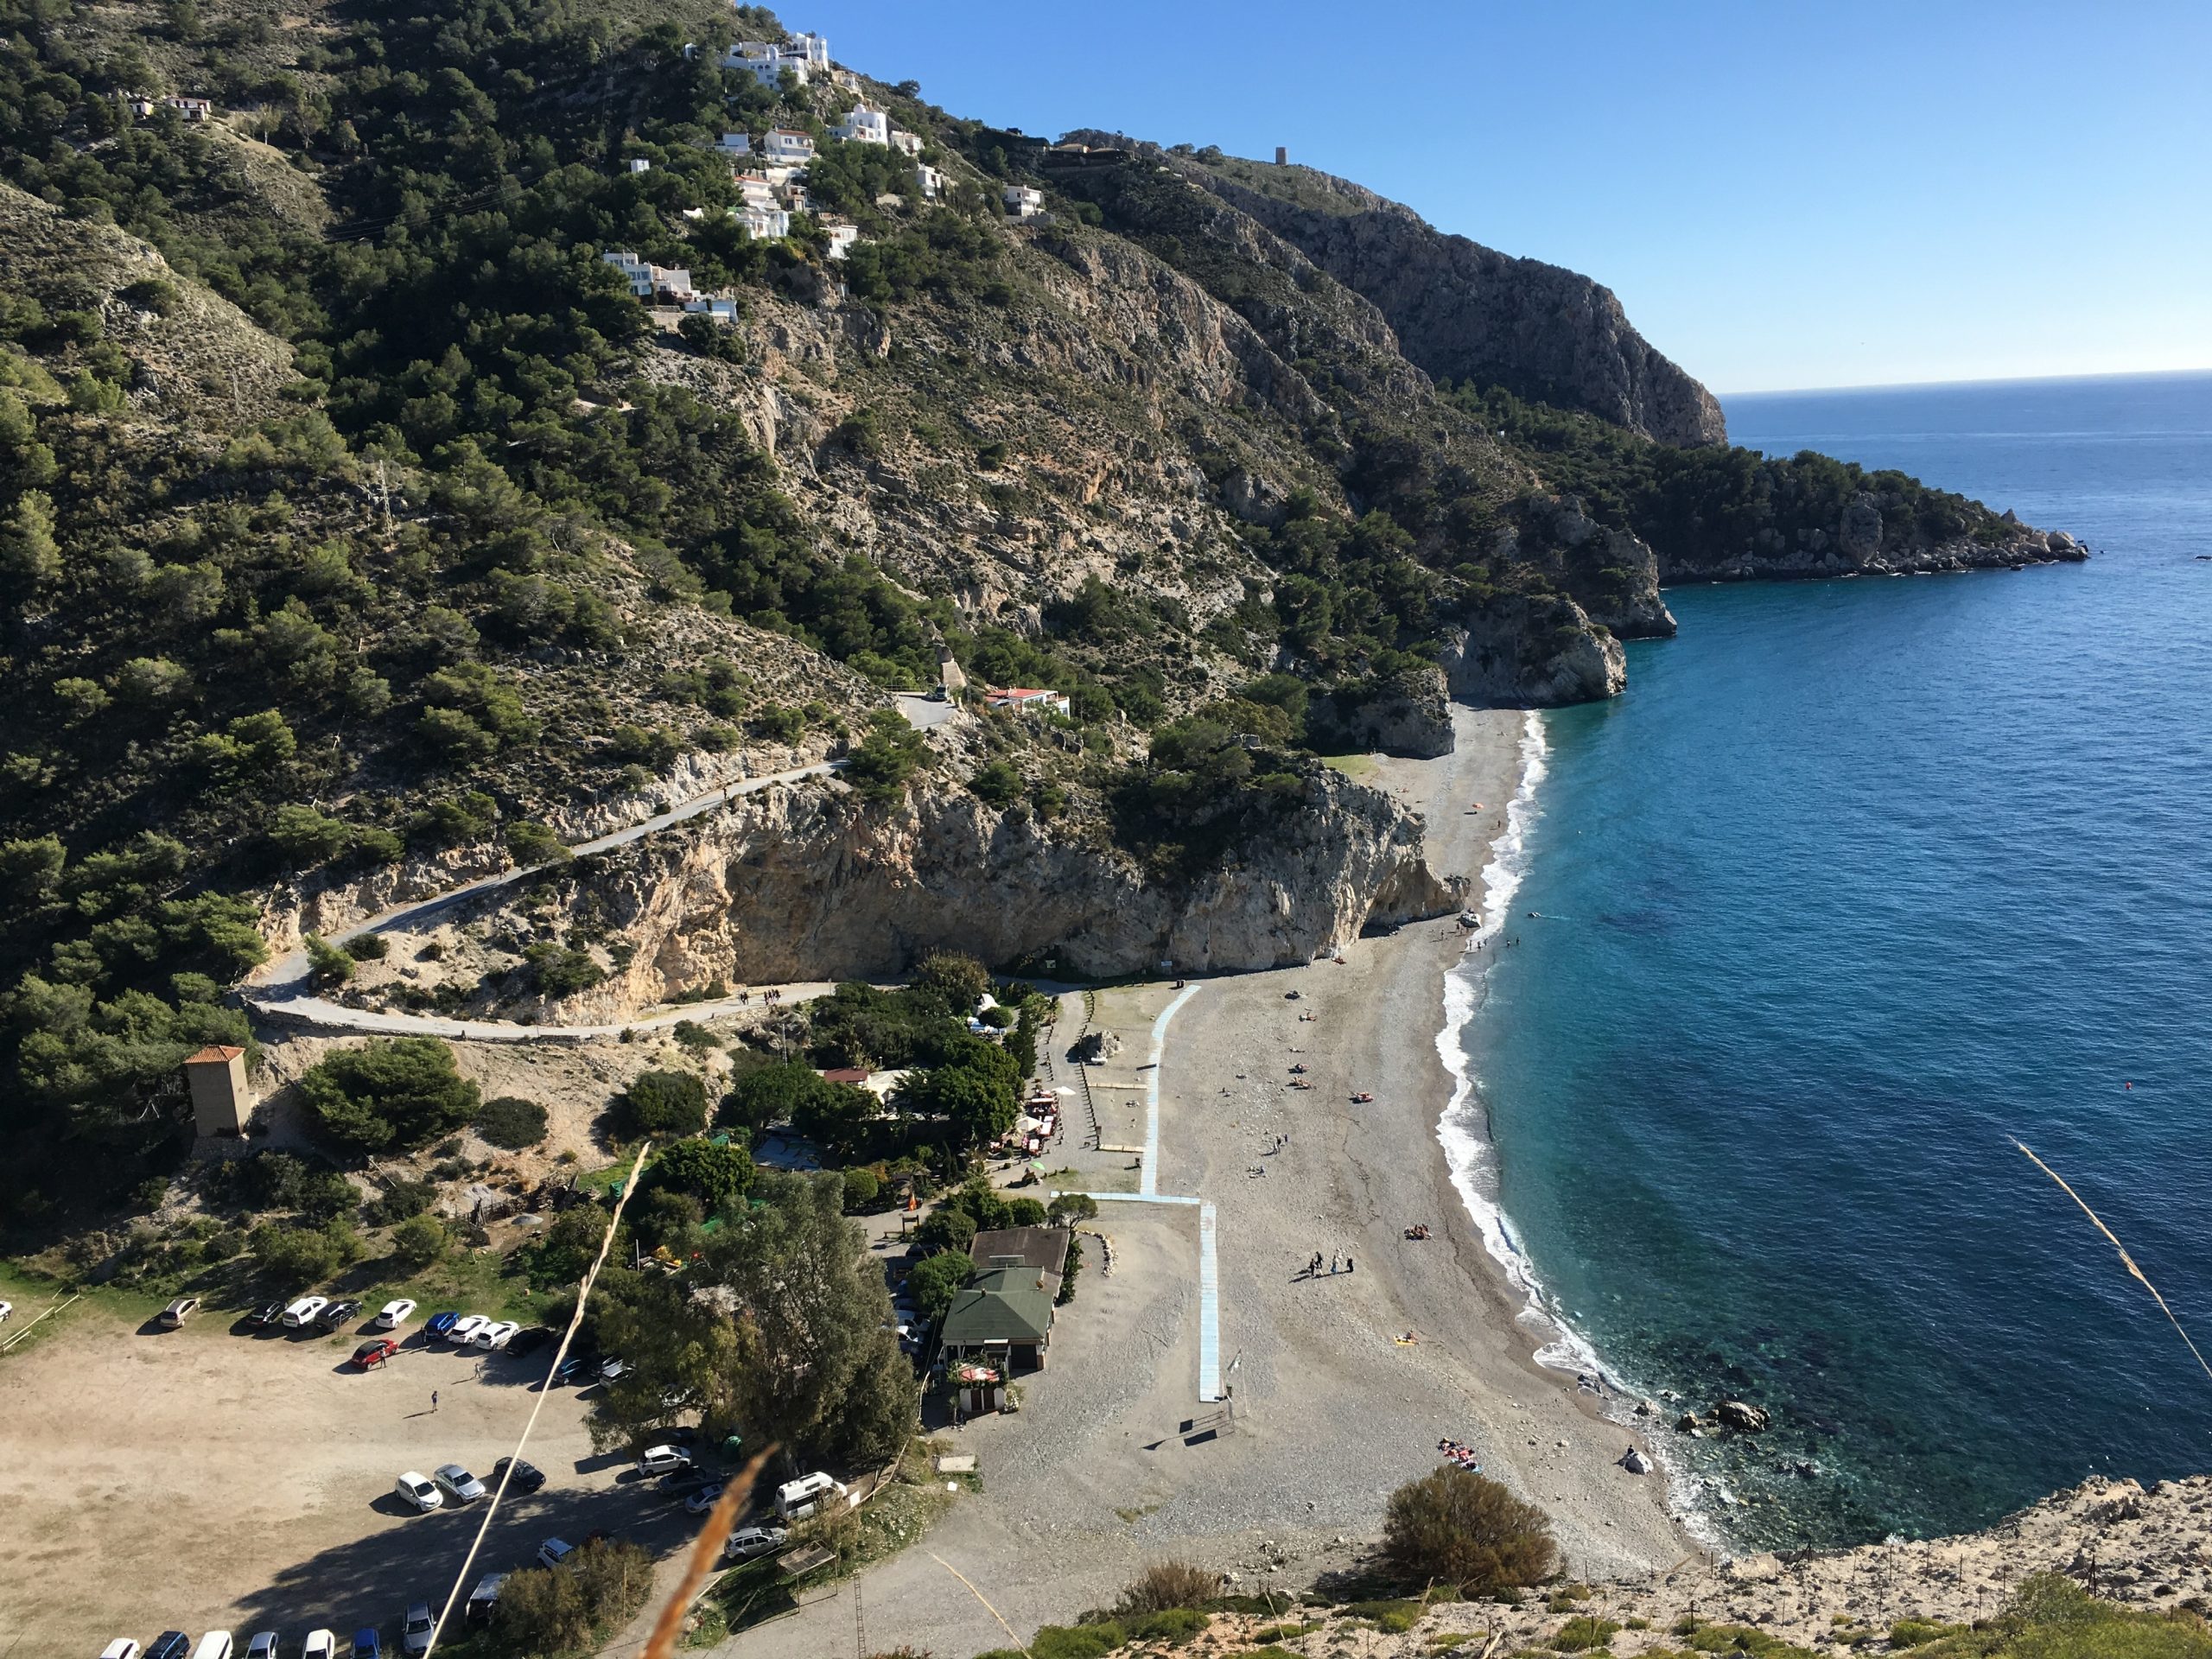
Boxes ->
[938,1268,1056,1373]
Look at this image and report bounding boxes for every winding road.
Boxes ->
[243,760,842,1044]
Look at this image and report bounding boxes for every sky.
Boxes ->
[790,0,2212,394]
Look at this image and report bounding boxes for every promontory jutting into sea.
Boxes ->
[0,6,2204,1659]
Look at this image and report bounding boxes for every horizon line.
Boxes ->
[1719,365,2212,400]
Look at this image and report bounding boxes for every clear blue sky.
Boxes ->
[791,0,2212,394]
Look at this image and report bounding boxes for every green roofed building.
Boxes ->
[938,1266,1057,1373]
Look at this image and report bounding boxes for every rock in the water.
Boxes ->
[1676,1412,1704,1433]
[1717,1400,1771,1434]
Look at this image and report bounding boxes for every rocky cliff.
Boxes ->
[1658,493,2088,583]
[1148,149,1729,448]
[356,766,1463,1016]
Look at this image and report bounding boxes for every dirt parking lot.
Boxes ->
[0,1296,696,1654]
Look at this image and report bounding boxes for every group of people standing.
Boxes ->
[1303,1250,1354,1278]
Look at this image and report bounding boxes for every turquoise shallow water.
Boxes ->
[1456,372,2212,1548]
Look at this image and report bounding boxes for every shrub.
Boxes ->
[1046,1192,1098,1225]
[1118,1560,1224,1616]
[1006,1197,1047,1226]
[344,933,390,961]
[506,821,570,866]
[620,1070,708,1136]
[1129,1608,1210,1644]
[1380,1467,1557,1595]
[1557,1617,1621,1650]
[389,1211,449,1270]
[904,1249,971,1324]
[475,1095,550,1149]
[297,1037,481,1155]
[842,1166,880,1210]
[249,1217,361,1282]
[363,1179,434,1225]
[304,933,354,987]
[912,1205,976,1256]
[647,1136,753,1213]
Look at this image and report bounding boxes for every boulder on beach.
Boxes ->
[1622,1447,1653,1475]
[1717,1400,1772,1433]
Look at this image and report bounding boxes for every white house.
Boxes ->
[913,162,944,200]
[684,296,741,323]
[165,95,214,119]
[735,174,779,209]
[738,205,791,240]
[712,132,752,158]
[725,41,807,86]
[601,250,655,298]
[1003,184,1045,218]
[890,128,924,157]
[836,105,889,145]
[126,95,157,117]
[987,686,1071,717]
[654,266,696,300]
[626,157,652,174]
[820,218,861,260]
[790,30,831,68]
[764,128,816,164]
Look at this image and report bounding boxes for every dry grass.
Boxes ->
[1117,1559,1226,1616]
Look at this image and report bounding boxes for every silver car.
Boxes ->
[433,1463,487,1503]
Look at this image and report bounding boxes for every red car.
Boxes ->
[353,1336,400,1369]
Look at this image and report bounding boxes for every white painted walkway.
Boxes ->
[1077,983,1223,1401]
[243,760,838,1041]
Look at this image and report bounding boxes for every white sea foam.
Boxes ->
[1431,710,1732,1551]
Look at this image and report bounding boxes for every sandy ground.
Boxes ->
[0,1299,699,1654]
[734,709,1693,1659]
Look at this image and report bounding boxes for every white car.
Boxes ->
[473,1319,520,1351]
[99,1642,141,1659]
[637,1444,691,1475]
[0,1300,16,1323]
[447,1314,490,1345]
[394,1470,443,1512]
[303,1636,337,1659]
[374,1299,418,1330]
[685,1479,728,1515]
[434,1462,487,1503]
[537,1537,575,1569]
[282,1295,329,1327]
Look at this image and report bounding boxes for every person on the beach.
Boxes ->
[1330,1253,1339,1274]
[1347,1256,1355,1273]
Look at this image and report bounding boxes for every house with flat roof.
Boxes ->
[913,162,944,200]
[890,128,924,157]
[985,686,1071,716]
[836,106,889,145]
[938,1266,1056,1372]
[764,128,816,164]
[1003,184,1045,218]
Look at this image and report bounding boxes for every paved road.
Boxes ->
[893,691,959,730]
[244,761,838,1042]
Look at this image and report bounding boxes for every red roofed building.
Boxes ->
[985,687,1071,717]
[185,1044,251,1137]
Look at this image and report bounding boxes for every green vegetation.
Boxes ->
[1379,1465,1559,1595]
[297,1036,480,1156]
[619,1069,708,1137]
[489,1537,655,1656]
[474,1094,550,1150]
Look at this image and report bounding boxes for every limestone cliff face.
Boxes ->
[451,770,1463,1014]
[1306,666,1458,760]
[1440,594,1626,709]
[1173,159,1726,447]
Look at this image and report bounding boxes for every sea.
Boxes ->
[1441,370,2212,1551]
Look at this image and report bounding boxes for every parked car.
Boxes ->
[658,1465,714,1496]
[684,1479,728,1515]
[353,1336,401,1369]
[352,1630,381,1658]
[158,1296,200,1328]
[505,1324,553,1357]
[774,1471,850,1520]
[598,1356,628,1382]
[98,1641,142,1659]
[550,1353,597,1387]
[190,1634,233,1659]
[281,1295,328,1327]
[318,1300,363,1329]
[724,1523,790,1560]
[472,1319,519,1351]
[492,1456,544,1493]
[536,1537,575,1570]
[447,1314,490,1345]
[465,1573,510,1624]
[245,1636,279,1659]
[423,1311,461,1340]
[374,1299,417,1330]
[253,1300,288,1327]
[0,1300,12,1323]
[401,1602,436,1656]
[433,1463,486,1503]
[393,1471,442,1512]
[146,1637,190,1659]
[637,1444,690,1476]
[302,1634,337,1659]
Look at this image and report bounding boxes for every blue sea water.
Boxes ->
[1455,372,2212,1548]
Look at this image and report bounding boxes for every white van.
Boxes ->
[774,1471,851,1520]
[191,1636,234,1659]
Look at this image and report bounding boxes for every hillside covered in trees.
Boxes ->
[0,0,2067,1217]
